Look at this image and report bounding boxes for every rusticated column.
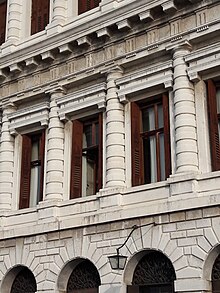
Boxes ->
[105,67,126,187]
[173,44,199,173]
[51,0,67,25]
[6,0,22,42]
[45,88,65,201]
[0,103,16,210]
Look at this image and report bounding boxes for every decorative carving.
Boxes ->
[67,260,100,291]
[11,268,36,293]
[132,251,176,285]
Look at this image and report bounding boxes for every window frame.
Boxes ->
[207,80,220,171]
[70,113,103,199]
[19,131,45,209]
[131,94,170,186]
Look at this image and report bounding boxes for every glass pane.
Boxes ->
[217,88,220,114]
[143,136,157,183]
[31,140,39,161]
[159,133,165,181]
[30,165,41,207]
[158,104,164,128]
[142,107,155,132]
[83,125,92,148]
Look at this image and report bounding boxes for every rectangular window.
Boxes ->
[31,0,49,35]
[0,0,7,45]
[131,94,170,186]
[70,114,102,198]
[19,131,45,209]
[78,0,101,15]
[207,80,220,171]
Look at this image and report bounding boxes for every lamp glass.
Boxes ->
[108,255,127,270]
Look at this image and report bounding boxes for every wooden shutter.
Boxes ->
[163,94,171,178]
[78,0,100,15]
[207,80,220,171]
[98,113,103,191]
[70,120,83,199]
[0,0,6,45]
[39,130,45,202]
[31,0,49,35]
[131,102,143,186]
[19,135,32,209]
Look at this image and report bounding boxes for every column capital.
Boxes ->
[166,40,192,57]
[101,65,124,77]
[45,86,66,99]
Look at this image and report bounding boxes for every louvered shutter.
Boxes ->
[31,0,49,35]
[98,113,103,190]
[207,80,220,171]
[39,130,45,202]
[163,94,171,178]
[78,0,100,15]
[0,0,6,45]
[70,120,83,199]
[19,135,32,209]
[131,102,143,186]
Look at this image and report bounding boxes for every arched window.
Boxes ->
[212,253,220,293]
[67,260,101,293]
[128,251,176,293]
[11,267,36,293]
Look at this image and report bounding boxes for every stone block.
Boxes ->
[204,227,218,246]
[203,207,220,218]
[177,221,196,231]
[197,237,212,253]
[192,246,207,260]
[177,237,197,247]
[163,223,177,233]
[171,231,187,239]
[187,229,203,237]
[186,209,202,220]
[170,211,186,222]
[196,218,211,228]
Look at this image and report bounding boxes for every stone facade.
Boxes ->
[0,0,220,292]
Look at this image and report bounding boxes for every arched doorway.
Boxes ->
[11,267,36,293]
[67,259,101,293]
[127,251,176,293]
[212,253,220,293]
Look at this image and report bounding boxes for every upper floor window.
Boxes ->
[0,0,7,45]
[70,114,102,198]
[31,0,49,35]
[19,131,45,209]
[212,253,220,293]
[131,94,170,186]
[207,80,220,171]
[78,0,101,15]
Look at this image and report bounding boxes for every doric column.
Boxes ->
[45,88,65,201]
[105,67,126,188]
[173,44,199,173]
[0,103,16,210]
[6,0,22,43]
[51,0,67,25]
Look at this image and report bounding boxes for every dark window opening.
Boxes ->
[31,0,49,35]
[0,0,7,45]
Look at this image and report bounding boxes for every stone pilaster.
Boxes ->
[6,0,22,43]
[0,103,16,210]
[45,88,65,201]
[51,0,67,25]
[173,44,199,173]
[105,67,126,188]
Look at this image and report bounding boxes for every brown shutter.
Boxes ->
[127,285,139,293]
[19,135,32,209]
[39,130,45,202]
[98,113,103,191]
[131,102,143,186]
[78,0,100,14]
[207,80,220,171]
[163,94,171,178]
[0,0,7,45]
[31,0,49,35]
[70,120,83,199]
